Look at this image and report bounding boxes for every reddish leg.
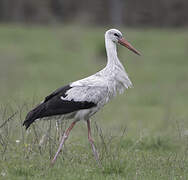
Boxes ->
[51,121,77,166]
[87,119,100,165]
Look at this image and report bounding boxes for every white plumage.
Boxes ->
[23,28,140,166]
[62,29,133,120]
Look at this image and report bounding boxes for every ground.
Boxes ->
[0,25,188,179]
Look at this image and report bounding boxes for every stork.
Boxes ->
[23,29,141,165]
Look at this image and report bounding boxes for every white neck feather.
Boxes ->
[105,37,118,67]
[104,35,133,93]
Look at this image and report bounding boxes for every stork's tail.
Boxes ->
[23,103,46,129]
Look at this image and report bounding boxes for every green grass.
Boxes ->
[0,24,188,179]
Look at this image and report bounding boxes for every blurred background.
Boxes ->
[0,0,188,26]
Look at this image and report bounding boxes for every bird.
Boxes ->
[23,28,141,166]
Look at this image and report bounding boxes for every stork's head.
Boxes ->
[105,29,141,56]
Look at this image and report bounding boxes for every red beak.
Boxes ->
[118,38,141,56]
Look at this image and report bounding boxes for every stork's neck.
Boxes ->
[104,37,132,94]
[105,38,120,68]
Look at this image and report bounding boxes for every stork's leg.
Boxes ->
[51,121,77,166]
[87,119,100,165]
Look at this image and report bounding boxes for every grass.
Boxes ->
[0,24,188,179]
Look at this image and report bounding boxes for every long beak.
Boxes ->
[118,38,141,56]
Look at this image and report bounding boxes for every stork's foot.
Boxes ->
[88,137,101,166]
[87,119,101,167]
[50,121,77,166]
[51,134,67,166]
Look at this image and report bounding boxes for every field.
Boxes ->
[0,24,188,179]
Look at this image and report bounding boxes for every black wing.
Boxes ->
[44,85,72,102]
[23,85,96,129]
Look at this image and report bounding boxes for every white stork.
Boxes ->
[23,29,140,165]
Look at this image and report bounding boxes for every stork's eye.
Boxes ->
[114,33,119,37]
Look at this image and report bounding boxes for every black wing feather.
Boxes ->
[44,85,72,102]
[23,85,96,129]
